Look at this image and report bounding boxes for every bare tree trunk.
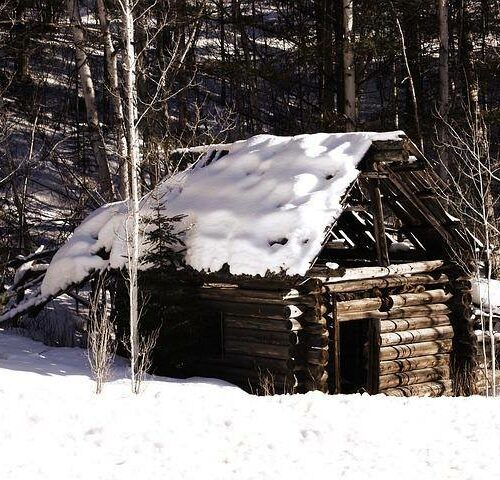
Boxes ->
[395,14,424,151]
[334,0,344,117]
[121,0,141,393]
[67,0,114,201]
[437,0,449,176]
[96,0,129,198]
[316,0,335,129]
[391,55,399,129]
[343,0,356,131]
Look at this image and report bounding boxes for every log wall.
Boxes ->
[135,261,475,398]
[196,279,328,394]
[320,260,474,397]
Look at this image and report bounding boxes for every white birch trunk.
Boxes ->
[343,0,356,132]
[67,0,114,201]
[96,0,129,198]
[121,0,141,393]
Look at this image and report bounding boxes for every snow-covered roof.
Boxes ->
[41,131,405,297]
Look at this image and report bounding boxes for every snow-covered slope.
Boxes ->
[42,131,404,297]
[1,330,500,480]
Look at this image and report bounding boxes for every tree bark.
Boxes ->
[343,0,356,131]
[316,0,335,129]
[96,0,129,198]
[67,0,114,201]
[121,0,141,393]
[437,0,449,176]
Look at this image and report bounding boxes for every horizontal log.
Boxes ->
[380,315,450,333]
[389,289,452,308]
[205,354,294,373]
[322,274,449,293]
[336,297,383,314]
[371,150,409,163]
[338,303,451,322]
[201,299,286,318]
[371,139,406,151]
[379,354,450,375]
[380,339,453,361]
[380,326,454,346]
[224,314,301,332]
[202,286,296,298]
[199,289,317,306]
[336,289,451,316]
[299,321,327,334]
[224,339,292,359]
[294,346,329,366]
[379,366,450,389]
[201,274,296,291]
[224,327,298,346]
[297,331,329,348]
[381,380,452,397]
[316,260,445,284]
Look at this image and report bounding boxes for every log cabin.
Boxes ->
[1,132,479,396]
[113,132,478,397]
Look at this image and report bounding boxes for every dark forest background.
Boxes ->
[0,0,499,267]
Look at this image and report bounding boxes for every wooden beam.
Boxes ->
[367,178,389,267]
[326,293,341,394]
[367,318,381,394]
[320,273,449,293]
[315,260,445,283]
[379,354,450,375]
[385,168,456,248]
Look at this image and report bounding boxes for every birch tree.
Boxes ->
[119,0,141,393]
[67,0,114,201]
[96,0,129,198]
[343,0,356,132]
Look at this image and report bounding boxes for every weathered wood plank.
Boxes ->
[380,326,454,347]
[224,327,298,346]
[379,366,450,389]
[380,315,450,333]
[367,178,390,267]
[203,354,294,374]
[336,289,452,315]
[224,339,292,359]
[224,314,300,332]
[316,260,445,284]
[320,273,449,293]
[199,289,317,307]
[338,303,451,322]
[381,380,452,397]
[379,354,450,375]
[380,339,453,361]
[389,289,452,308]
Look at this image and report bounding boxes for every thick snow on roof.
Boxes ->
[41,131,404,296]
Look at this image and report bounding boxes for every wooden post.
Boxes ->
[367,318,381,394]
[326,292,341,394]
[448,274,477,396]
[367,178,390,267]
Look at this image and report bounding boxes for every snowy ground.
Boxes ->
[1,331,500,480]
